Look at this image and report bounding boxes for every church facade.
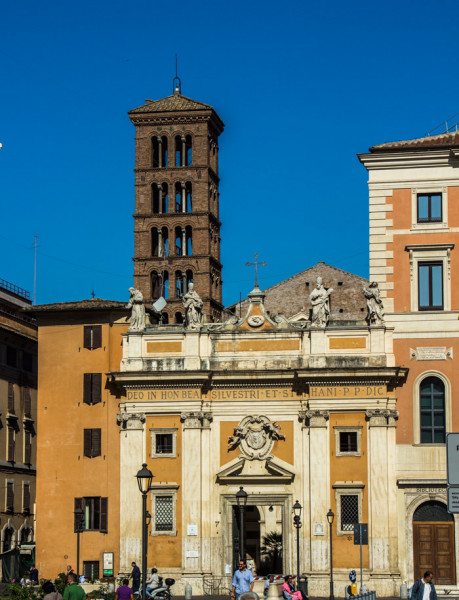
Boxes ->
[31,88,459,596]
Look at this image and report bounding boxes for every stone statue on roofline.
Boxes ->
[126,287,146,332]
[362,281,384,325]
[309,276,333,327]
[182,282,203,330]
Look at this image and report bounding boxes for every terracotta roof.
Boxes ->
[370,130,459,152]
[226,262,370,323]
[26,299,127,313]
[129,92,213,114]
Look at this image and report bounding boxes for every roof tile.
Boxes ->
[370,130,459,152]
[129,93,213,114]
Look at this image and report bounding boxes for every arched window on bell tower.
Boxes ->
[152,136,168,168]
[175,270,184,298]
[185,135,192,166]
[152,183,168,214]
[175,227,183,256]
[186,226,192,255]
[151,270,160,298]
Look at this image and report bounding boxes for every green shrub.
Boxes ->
[9,583,41,600]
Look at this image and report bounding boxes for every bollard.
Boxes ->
[268,583,279,600]
[185,583,192,600]
[400,583,408,600]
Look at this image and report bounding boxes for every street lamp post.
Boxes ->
[327,509,335,600]
[293,500,302,589]
[236,486,248,561]
[136,463,154,600]
[74,507,85,580]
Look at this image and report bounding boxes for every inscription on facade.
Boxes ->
[309,385,385,398]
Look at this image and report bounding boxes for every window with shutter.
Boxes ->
[100,497,108,532]
[83,429,101,458]
[23,483,30,512]
[24,431,32,464]
[83,374,102,405]
[6,481,14,512]
[8,382,14,413]
[84,326,102,350]
[7,426,15,462]
[24,387,31,417]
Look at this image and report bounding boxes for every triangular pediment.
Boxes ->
[216,456,295,484]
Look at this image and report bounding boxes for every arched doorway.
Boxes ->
[413,500,455,584]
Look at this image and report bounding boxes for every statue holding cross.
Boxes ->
[245,253,267,288]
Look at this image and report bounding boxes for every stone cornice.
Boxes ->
[358,150,459,170]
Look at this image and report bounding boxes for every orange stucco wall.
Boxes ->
[36,319,127,579]
[329,412,369,568]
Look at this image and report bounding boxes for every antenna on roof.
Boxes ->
[173,54,181,95]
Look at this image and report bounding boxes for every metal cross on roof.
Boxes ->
[245,253,267,288]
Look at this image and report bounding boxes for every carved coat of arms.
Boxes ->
[228,415,285,460]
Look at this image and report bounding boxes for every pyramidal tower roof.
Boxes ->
[129,90,214,114]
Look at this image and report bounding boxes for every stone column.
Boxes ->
[298,411,312,573]
[118,413,146,574]
[306,410,330,572]
[157,137,162,168]
[158,185,163,214]
[200,413,213,574]
[182,273,187,294]
[181,412,204,581]
[182,228,187,257]
[182,183,187,213]
[181,136,186,167]
[157,228,162,257]
[366,409,398,576]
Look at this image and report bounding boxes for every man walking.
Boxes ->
[63,572,86,600]
[131,562,141,594]
[411,571,437,600]
[231,560,254,600]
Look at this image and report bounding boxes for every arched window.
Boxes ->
[420,376,446,443]
[151,271,161,298]
[186,226,192,256]
[186,270,193,289]
[175,182,183,212]
[2,526,14,552]
[151,229,159,257]
[175,135,183,167]
[163,271,169,299]
[152,183,168,214]
[161,227,169,257]
[161,312,169,324]
[152,136,168,168]
[175,227,183,256]
[414,501,453,522]
[175,312,184,324]
[185,135,192,166]
[175,270,184,298]
[186,182,192,212]
[20,526,33,544]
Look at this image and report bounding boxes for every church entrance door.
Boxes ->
[413,501,456,585]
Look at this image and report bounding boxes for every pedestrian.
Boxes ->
[63,572,86,600]
[43,580,63,600]
[410,571,437,600]
[264,575,274,598]
[115,578,134,600]
[131,562,141,594]
[231,559,254,600]
[20,572,31,587]
[281,576,303,600]
[30,565,39,585]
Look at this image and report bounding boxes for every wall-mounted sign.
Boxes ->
[186,550,199,558]
[187,523,198,536]
[103,552,114,577]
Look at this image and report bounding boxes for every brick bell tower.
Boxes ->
[128,77,225,324]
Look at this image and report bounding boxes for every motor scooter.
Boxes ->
[148,578,175,600]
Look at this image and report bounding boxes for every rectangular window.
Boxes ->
[151,429,177,458]
[7,426,15,462]
[83,562,100,581]
[24,431,32,464]
[84,429,102,458]
[23,483,30,513]
[418,262,443,310]
[83,373,102,405]
[75,497,108,532]
[155,495,173,531]
[417,193,442,223]
[6,346,17,368]
[6,481,14,512]
[8,382,14,413]
[84,326,102,350]
[339,431,358,453]
[340,494,359,531]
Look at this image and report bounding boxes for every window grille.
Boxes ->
[156,434,173,454]
[340,495,359,531]
[339,432,358,453]
[413,500,453,522]
[155,496,173,531]
[83,561,99,581]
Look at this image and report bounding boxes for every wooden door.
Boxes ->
[413,522,456,584]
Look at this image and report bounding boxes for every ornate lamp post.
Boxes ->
[74,506,85,580]
[327,509,335,600]
[293,500,302,588]
[236,486,248,560]
[136,463,154,600]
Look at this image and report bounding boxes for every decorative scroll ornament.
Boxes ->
[228,415,285,460]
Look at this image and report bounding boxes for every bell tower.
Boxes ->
[128,79,224,323]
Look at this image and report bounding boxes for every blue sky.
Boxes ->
[1,0,459,307]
